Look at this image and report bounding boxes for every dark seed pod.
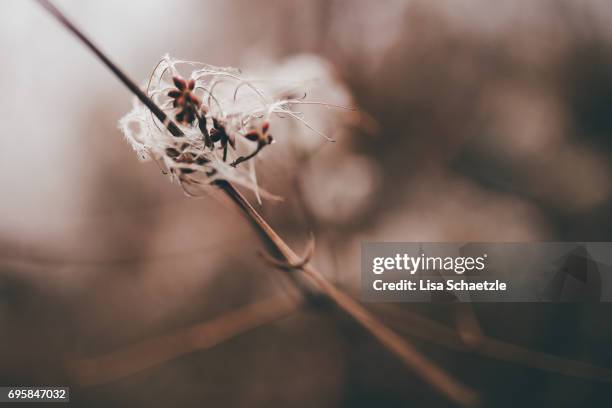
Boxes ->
[185,110,196,124]
[173,76,186,90]
[165,147,180,158]
[245,131,259,142]
[210,128,221,143]
[196,155,209,165]
[198,115,212,148]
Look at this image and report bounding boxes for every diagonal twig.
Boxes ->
[258,233,315,270]
[218,181,479,405]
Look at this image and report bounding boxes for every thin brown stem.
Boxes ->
[216,181,479,406]
[36,2,478,405]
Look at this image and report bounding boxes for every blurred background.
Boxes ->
[2,0,612,406]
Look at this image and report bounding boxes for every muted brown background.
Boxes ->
[2,0,612,406]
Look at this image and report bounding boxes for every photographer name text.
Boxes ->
[373,279,507,292]
[371,253,508,292]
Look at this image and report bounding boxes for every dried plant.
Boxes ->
[34,2,612,406]
[119,54,352,202]
[37,0,478,405]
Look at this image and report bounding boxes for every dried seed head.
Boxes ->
[119,54,354,202]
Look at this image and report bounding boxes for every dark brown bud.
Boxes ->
[173,76,186,91]
[196,155,209,165]
[165,147,180,158]
[245,131,259,142]
[168,89,181,98]
[185,111,196,124]
[210,128,221,142]
[188,93,201,106]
